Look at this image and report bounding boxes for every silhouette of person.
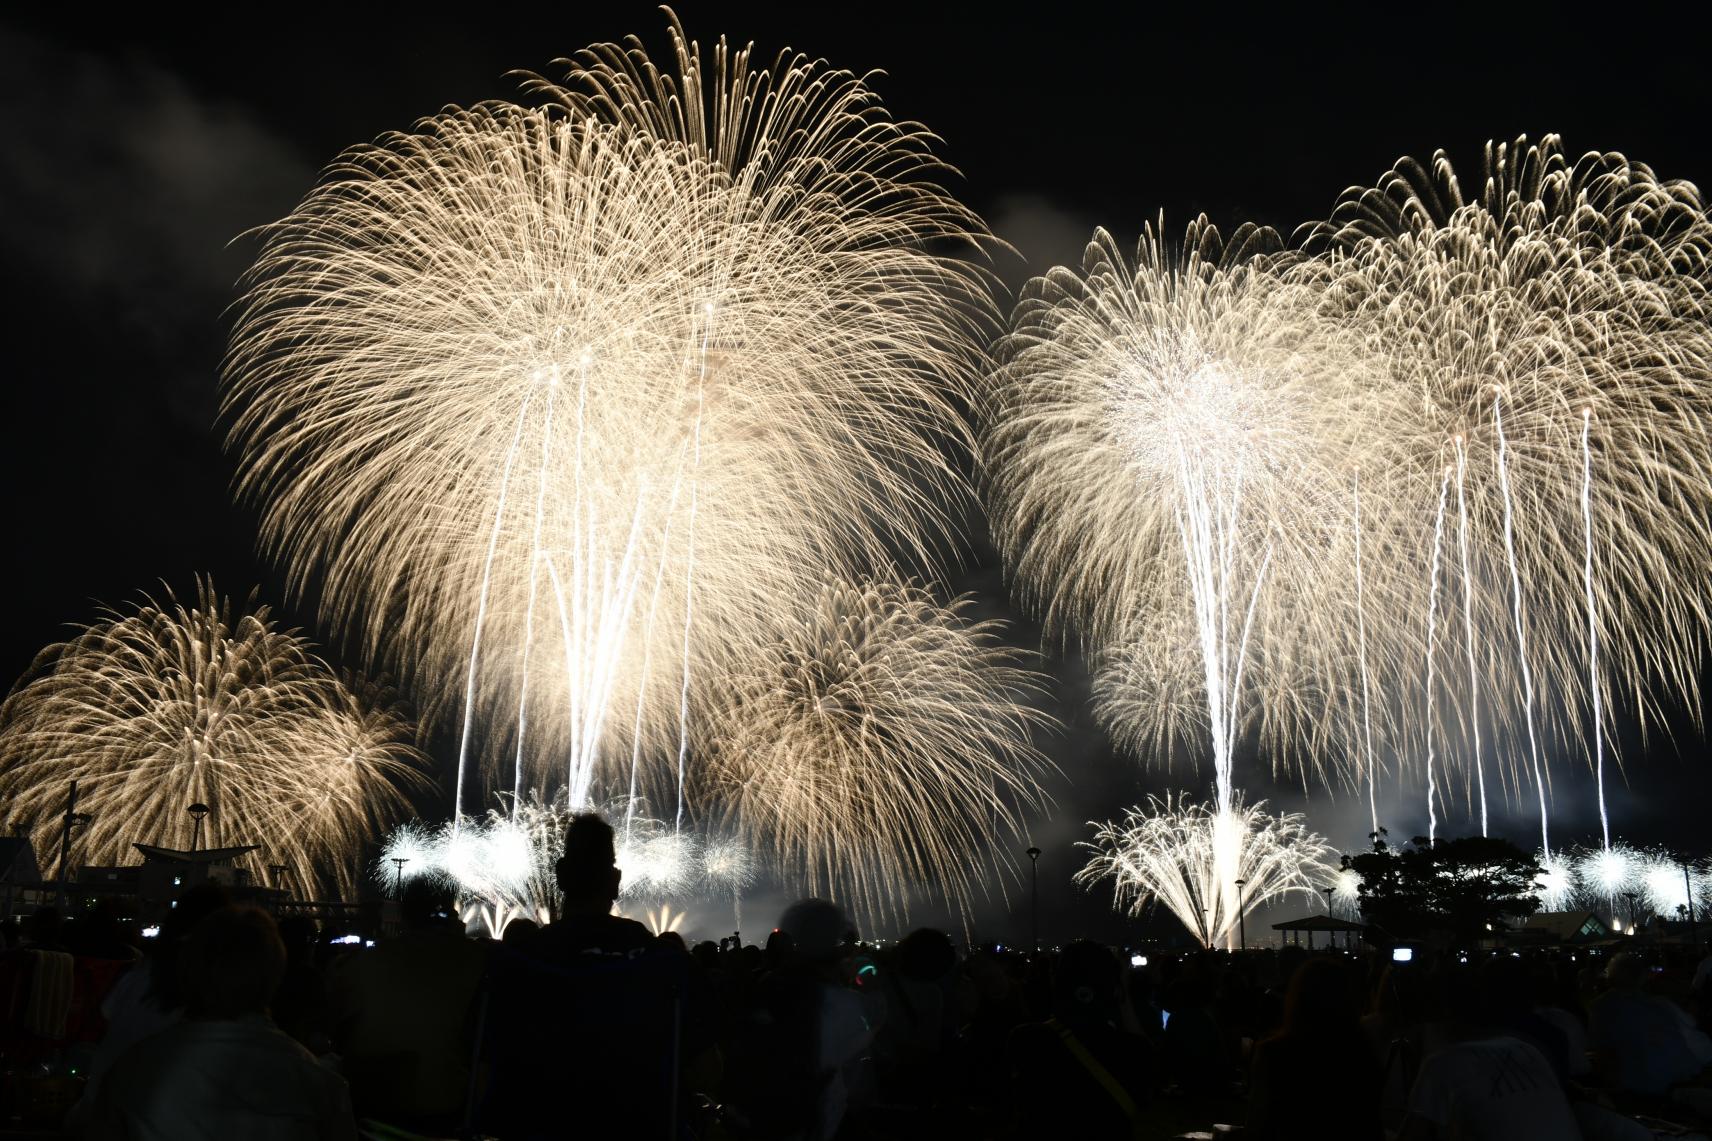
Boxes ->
[88,905,356,1140]
[533,813,652,960]
[328,878,484,1132]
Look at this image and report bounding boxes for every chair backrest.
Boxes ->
[471,945,686,1140]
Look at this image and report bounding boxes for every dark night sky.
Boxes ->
[3,6,1710,941]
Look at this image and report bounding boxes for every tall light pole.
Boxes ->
[55,780,92,909]
[1235,878,1248,952]
[391,857,410,900]
[1682,856,1699,948]
[1026,846,1041,954]
[187,802,210,853]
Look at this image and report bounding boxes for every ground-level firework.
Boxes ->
[379,797,753,936]
[1077,795,1336,949]
[0,581,429,899]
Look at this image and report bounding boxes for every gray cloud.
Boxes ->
[0,31,312,425]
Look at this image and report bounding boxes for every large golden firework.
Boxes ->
[0,581,429,899]
[1293,135,1712,850]
[225,16,993,820]
[699,579,1051,927]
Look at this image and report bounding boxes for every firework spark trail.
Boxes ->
[1424,465,1451,845]
[1453,437,1487,835]
[1581,410,1609,850]
[1494,390,1550,859]
[676,308,711,832]
[1353,477,1378,835]
[226,19,993,818]
[455,395,534,834]
[701,579,1051,926]
[511,378,559,810]
[1077,794,1336,949]
[0,581,429,899]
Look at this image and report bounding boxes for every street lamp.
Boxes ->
[1682,856,1700,948]
[391,857,410,900]
[55,779,93,909]
[1026,846,1042,954]
[187,802,210,853]
[1235,878,1249,952]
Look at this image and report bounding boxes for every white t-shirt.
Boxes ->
[1405,1035,1581,1141]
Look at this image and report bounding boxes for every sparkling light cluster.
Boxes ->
[1077,795,1337,949]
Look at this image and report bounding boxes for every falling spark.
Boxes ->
[1493,391,1550,858]
[1580,411,1609,850]
[1424,465,1451,845]
[1452,438,1487,836]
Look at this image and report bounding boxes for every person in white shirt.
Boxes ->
[1398,962,1582,1141]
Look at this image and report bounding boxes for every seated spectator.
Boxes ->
[726,898,872,1141]
[1008,940,1153,1137]
[1250,957,1381,1139]
[1589,952,1712,1100]
[1397,967,1581,1141]
[66,883,231,1133]
[327,878,485,1132]
[87,905,355,1140]
[499,916,539,950]
[532,813,652,959]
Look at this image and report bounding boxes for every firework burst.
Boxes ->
[0,581,428,899]
[225,16,993,821]
[988,218,1414,928]
[1295,135,1712,851]
[1077,794,1336,949]
[699,578,1051,926]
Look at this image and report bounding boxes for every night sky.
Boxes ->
[4,7,1710,941]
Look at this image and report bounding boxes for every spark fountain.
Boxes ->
[1077,795,1336,949]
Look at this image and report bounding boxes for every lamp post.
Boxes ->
[1682,857,1699,949]
[1235,878,1248,952]
[391,857,410,900]
[1026,846,1041,955]
[55,780,93,909]
[187,802,210,853]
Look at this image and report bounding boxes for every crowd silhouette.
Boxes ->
[2,812,1710,1139]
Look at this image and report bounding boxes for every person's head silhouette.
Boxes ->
[555,812,621,915]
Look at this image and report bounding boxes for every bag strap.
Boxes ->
[1046,1017,1144,1139]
